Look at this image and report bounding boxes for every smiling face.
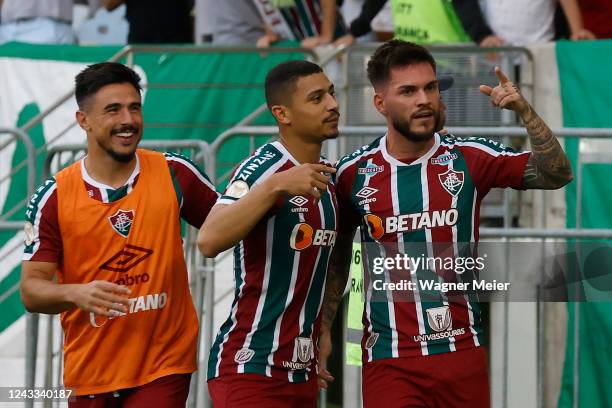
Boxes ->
[274,72,340,143]
[76,82,143,163]
[374,62,442,142]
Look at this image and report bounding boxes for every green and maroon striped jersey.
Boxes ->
[335,133,530,363]
[208,141,338,383]
[253,0,346,41]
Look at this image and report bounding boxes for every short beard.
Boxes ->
[324,128,340,140]
[106,148,136,163]
[391,110,441,142]
[99,142,136,163]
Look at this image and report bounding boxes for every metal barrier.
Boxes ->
[36,140,214,408]
[478,228,612,408]
[339,45,534,130]
[0,127,37,408]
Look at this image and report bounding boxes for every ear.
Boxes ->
[76,110,91,132]
[373,92,386,115]
[270,105,291,126]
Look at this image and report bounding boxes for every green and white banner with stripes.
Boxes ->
[556,39,612,408]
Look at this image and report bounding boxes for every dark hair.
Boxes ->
[75,62,142,109]
[367,40,436,88]
[264,60,323,109]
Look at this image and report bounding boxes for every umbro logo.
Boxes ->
[356,187,378,206]
[100,244,153,273]
[356,187,378,199]
[289,196,309,213]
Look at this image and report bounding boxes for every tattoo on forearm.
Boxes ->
[521,104,573,189]
[321,238,352,330]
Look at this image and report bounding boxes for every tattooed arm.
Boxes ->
[520,105,573,189]
[321,228,354,331]
[318,227,355,389]
[479,67,573,189]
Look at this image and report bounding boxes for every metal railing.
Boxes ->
[0,127,37,408]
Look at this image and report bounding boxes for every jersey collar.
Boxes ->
[380,132,441,167]
[81,153,141,191]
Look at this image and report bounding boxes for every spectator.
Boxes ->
[212,0,265,45]
[252,0,347,49]
[334,0,504,47]
[480,0,595,46]
[578,0,611,39]
[101,0,193,43]
[0,0,77,44]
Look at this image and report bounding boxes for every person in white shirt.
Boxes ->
[0,0,76,44]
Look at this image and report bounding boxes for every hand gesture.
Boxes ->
[272,163,336,200]
[479,66,529,114]
[71,280,131,317]
[318,329,335,389]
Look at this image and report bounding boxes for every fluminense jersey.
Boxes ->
[253,0,346,41]
[335,133,530,363]
[208,141,338,383]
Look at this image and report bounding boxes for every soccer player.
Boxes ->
[198,60,339,407]
[318,40,572,407]
[20,62,219,406]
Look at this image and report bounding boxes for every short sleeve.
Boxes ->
[23,178,62,263]
[334,157,361,233]
[456,137,531,194]
[164,153,220,229]
[217,146,283,206]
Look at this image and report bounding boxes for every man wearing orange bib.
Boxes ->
[20,62,219,406]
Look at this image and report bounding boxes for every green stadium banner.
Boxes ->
[556,39,612,408]
[0,43,305,333]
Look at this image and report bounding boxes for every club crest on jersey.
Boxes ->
[294,337,314,363]
[426,306,452,332]
[438,169,464,197]
[108,209,135,238]
[430,152,458,165]
[234,348,255,364]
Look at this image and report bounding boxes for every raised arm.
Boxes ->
[479,67,573,189]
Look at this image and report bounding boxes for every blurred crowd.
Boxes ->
[0,0,610,47]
